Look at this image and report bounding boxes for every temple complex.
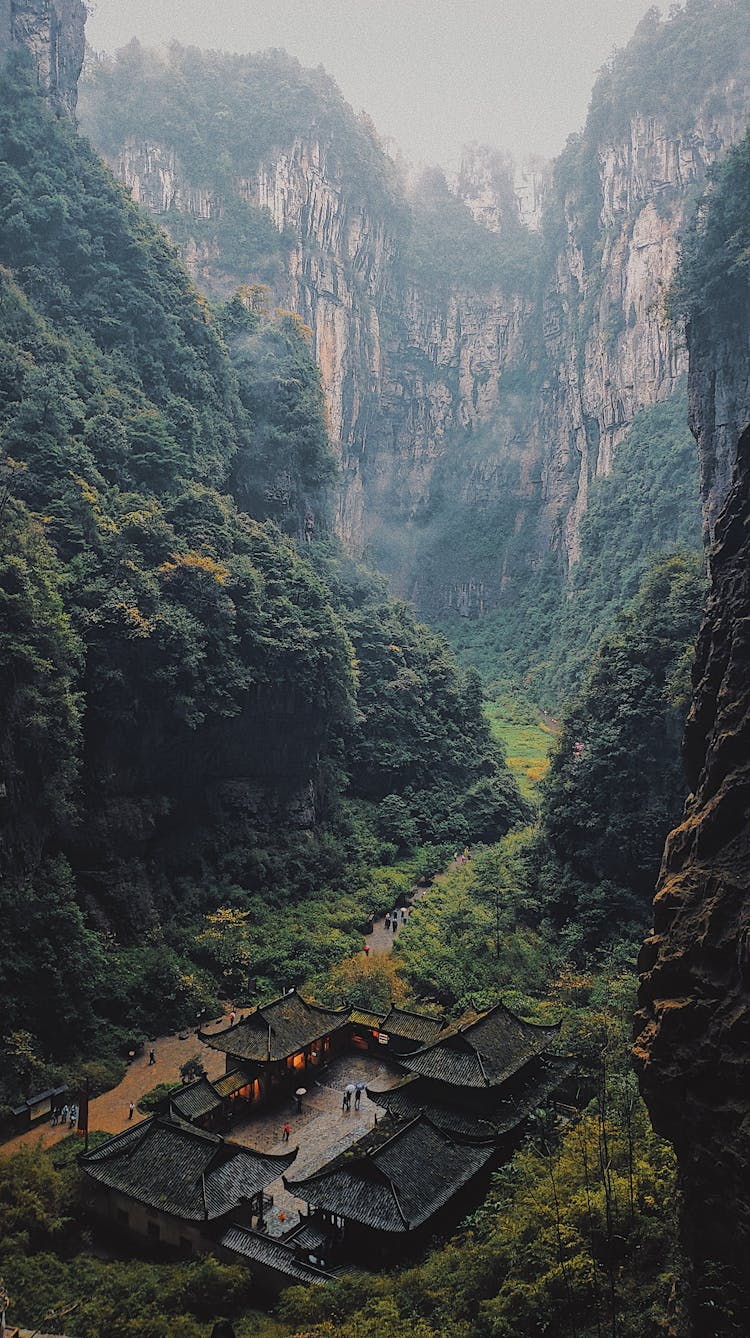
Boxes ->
[282,1001,571,1265]
[80,994,571,1288]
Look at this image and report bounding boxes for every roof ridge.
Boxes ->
[156,1112,223,1144]
[474,1047,491,1087]
[79,1116,151,1162]
[384,1004,442,1020]
[386,1171,410,1229]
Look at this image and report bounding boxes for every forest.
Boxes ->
[0,57,523,1096]
[1,1,749,1335]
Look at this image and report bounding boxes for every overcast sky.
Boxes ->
[85,1,659,168]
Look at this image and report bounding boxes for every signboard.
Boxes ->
[28,1094,52,1123]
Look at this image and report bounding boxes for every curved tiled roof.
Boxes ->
[400,1001,560,1089]
[379,1006,444,1046]
[212,1067,254,1098]
[220,1224,333,1283]
[200,989,349,1064]
[284,1115,495,1233]
[168,1078,223,1123]
[80,1116,297,1221]
[368,1055,575,1135]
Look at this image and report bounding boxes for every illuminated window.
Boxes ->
[293,1052,305,1069]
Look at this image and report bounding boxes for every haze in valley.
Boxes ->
[86,0,659,168]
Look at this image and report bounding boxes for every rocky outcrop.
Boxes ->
[85,94,749,614]
[455,144,551,234]
[0,0,85,115]
[634,213,750,1335]
[78,10,750,622]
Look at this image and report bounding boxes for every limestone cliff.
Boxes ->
[634,135,750,1335]
[0,0,85,114]
[79,9,750,624]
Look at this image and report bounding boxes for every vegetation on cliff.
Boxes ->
[0,59,524,1103]
[534,552,705,955]
[669,125,750,324]
[441,394,703,706]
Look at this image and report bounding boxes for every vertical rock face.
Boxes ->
[85,82,750,611]
[634,272,750,1330]
[453,144,551,234]
[0,0,85,115]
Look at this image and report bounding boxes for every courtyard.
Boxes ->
[226,1050,404,1238]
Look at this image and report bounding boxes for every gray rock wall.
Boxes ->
[0,0,85,115]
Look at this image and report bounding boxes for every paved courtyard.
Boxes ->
[229,1051,405,1237]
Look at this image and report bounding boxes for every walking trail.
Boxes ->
[1,868,443,1165]
[0,1019,230,1159]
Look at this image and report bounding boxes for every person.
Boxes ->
[385,912,391,929]
[345,1082,356,1111]
[128,1101,134,1120]
[69,1104,77,1128]
[342,1087,351,1112]
[392,911,398,932]
[229,1009,236,1026]
[61,1103,69,1126]
[282,1122,291,1142]
[295,1092,303,1113]
[401,907,407,923]
[51,1107,58,1128]
[363,941,371,957]
[149,1048,156,1065]
[354,1081,365,1110]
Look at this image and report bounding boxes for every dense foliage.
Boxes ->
[534,553,706,955]
[669,126,750,324]
[587,0,750,143]
[441,395,703,707]
[1,973,680,1338]
[0,61,524,1101]
[402,167,542,294]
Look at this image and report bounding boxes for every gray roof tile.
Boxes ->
[368,1056,574,1135]
[201,990,349,1064]
[285,1115,495,1232]
[81,1116,296,1221]
[220,1225,333,1283]
[401,1001,560,1089]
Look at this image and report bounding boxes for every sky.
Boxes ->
[85,0,659,169]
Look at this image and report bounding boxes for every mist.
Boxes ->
[86,0,659,168]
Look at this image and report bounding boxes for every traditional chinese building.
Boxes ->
[284,1001,571,1265]
[164,1068,259,1131]
[347,1004,445,1055]
[79,1114,297,1253]
[368,1000,572,1142]
[284,1113,497,1264]
[198,989,351,1109]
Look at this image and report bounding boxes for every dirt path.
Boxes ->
[2,874,444,1160]
[0,1014,234,1159]
[367,883,431,956]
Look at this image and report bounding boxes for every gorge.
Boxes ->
[80,4,750,679]
[0,1,749,1334]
